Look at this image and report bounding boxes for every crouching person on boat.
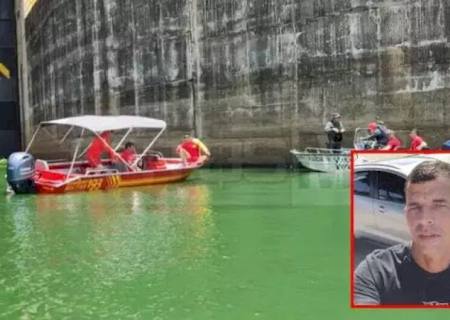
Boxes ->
[176,134,211,166]
[112,142,139,172]
[409,129,428,151]
[324,113,345,151]
[361,121,389,149]
[381,130,401,151]
[86,131,115,168]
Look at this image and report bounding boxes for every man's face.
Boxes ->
[405,176,450,255]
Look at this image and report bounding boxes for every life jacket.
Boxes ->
[86,133,113,167]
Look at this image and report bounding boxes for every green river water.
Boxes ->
[0,168,448,319]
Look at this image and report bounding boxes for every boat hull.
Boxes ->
[291,148,350,172]
[35,167,194,194]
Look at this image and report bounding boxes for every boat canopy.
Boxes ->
[41,115,167,132]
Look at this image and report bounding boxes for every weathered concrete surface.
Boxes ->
[24,0,450,165]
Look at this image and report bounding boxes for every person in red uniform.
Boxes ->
[409,129,428,151]
[86,131,115,168]
[381,130,401,151]
[111,142,138,172]
[120,142,137,164]
[176,134,211,165]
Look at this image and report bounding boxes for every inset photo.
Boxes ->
[351,151,450,307]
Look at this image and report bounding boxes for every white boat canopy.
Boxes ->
[41,115,166,132]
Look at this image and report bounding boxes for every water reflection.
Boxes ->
[2,182,213,318]
[1,170,354,319]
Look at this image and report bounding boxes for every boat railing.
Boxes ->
[304,147,351,155]
[304,147,335,154]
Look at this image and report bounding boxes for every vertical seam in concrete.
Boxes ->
[76,0,85,115]
[292,0,299,151]
[374,4,383,115]
[130,0,140,115]
[159,0,168,123]
[16,0,31,146]
[245,0,250,109]
[92,0,101,114]
[438,0,445,41]
[103,0,119,115]
[186,0,195,135]
[191,0,202,137]
[40,26,46,120]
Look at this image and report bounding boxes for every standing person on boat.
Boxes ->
[324,113,345,150]
[409,129,428,151]
[86,131,115,168]
[381,130,401,151]
[176,134,211,165]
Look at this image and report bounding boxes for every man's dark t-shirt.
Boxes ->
[354,244,450,305]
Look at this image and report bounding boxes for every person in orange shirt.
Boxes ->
[86,131,115,168]
[120,142,137,165]
[409,129,428,151]
[176,134,211,165]
[111,142,138,172]
[381,130,401,151]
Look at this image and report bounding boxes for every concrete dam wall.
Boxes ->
[24,0,450,165]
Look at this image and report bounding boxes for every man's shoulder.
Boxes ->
[355,244,411,290]
[364,243,410,267]
[354,244,410,305]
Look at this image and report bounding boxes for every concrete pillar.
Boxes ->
[15,0,31,148]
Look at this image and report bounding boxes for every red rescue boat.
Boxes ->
[6,115,204,194]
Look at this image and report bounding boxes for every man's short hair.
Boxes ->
[407,160,450,184]
[125,142,135,149]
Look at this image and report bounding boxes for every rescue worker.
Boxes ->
[324,113,345,150]
[176,134,211,165]
[409,129,428,151]
[86,131,115,168]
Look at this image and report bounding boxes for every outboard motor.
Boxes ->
[6,152,36,194]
